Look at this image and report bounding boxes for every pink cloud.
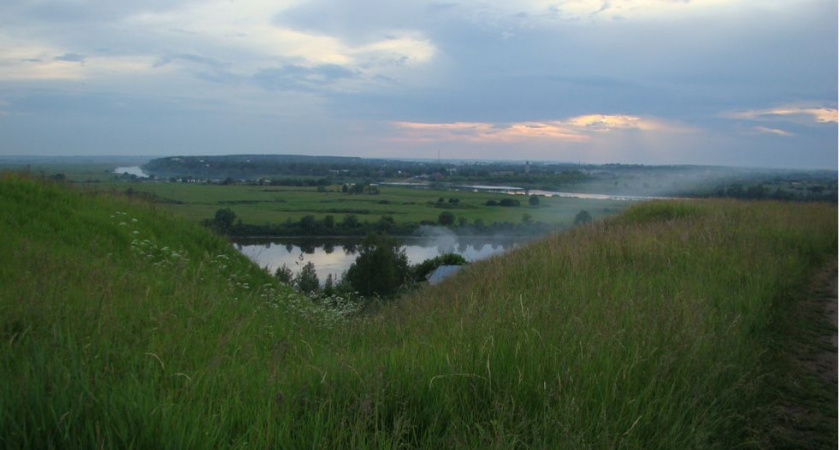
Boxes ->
[391,114,690,143]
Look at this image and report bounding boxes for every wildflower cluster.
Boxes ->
[257,286,362,328]
[113,210,359,328]
[209,254,252,294]
[113,211,190,268]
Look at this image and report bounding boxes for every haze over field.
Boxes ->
[0,0,836,168]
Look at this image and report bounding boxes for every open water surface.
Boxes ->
[235,234,533,283]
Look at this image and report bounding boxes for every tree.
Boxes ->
[323,215,335,230]
[274,264,293,284]
[344,233,410,298]
[295,261,320,294]
[341,214,359,229]
[438,211,455,226]
[323,274,335,296]
[574,210,592,225]
[529,195,540,206]
[299,215,318,233]
[376,215,396,233]
[212,208,237,234]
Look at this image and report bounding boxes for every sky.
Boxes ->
[0,0,837,169]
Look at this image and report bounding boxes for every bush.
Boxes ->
[438,211,455,226]
[274,264,293,284]
[411,253,467,282]
[574,210,592,225]
[210,207,237,234]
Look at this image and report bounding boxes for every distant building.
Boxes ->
[426,265,463,285]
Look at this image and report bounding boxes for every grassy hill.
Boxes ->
[1,173,836,448]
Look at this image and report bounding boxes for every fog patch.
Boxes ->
[415,225,459,254]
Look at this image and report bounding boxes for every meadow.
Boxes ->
[1,174,836,448]
[95,181,630,233]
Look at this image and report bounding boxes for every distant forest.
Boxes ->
[143,154,838,202]
[144,154,589,181]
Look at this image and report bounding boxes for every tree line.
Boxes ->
[203,207,572,238]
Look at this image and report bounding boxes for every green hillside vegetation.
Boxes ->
[1,173,836,448]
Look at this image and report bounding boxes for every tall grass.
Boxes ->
[1,174,836,448]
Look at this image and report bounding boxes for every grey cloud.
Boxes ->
[275,0,836,121]
[274,0,448,45]
[153,53,242,85]
[4,0,195,25]
[55,53,85,63]
[426,3,457,13]
[167,28,198,36]
[195,71,243,85]
[2,90,210,118]
[253,64,358,92]
[325,74,666,123]
[154,54,230,70]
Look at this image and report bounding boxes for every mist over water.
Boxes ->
[113,166,149,178]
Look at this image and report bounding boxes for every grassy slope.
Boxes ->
[0,174,340,448]
[347,200,837,448]
[1,174,836,448]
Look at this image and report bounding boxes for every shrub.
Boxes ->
[438,211,455,226]
[574,210,592,225]
[274,264,293,284]
[411,253,467,282]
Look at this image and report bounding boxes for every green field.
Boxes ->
[95,181,630,230]
[2,174,836,448]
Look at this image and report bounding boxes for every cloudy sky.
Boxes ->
[0,0,836,168]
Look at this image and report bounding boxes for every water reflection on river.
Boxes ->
[234,234,533,283]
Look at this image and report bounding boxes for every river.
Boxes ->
[380,182,671,201]
[235,233,534,283]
